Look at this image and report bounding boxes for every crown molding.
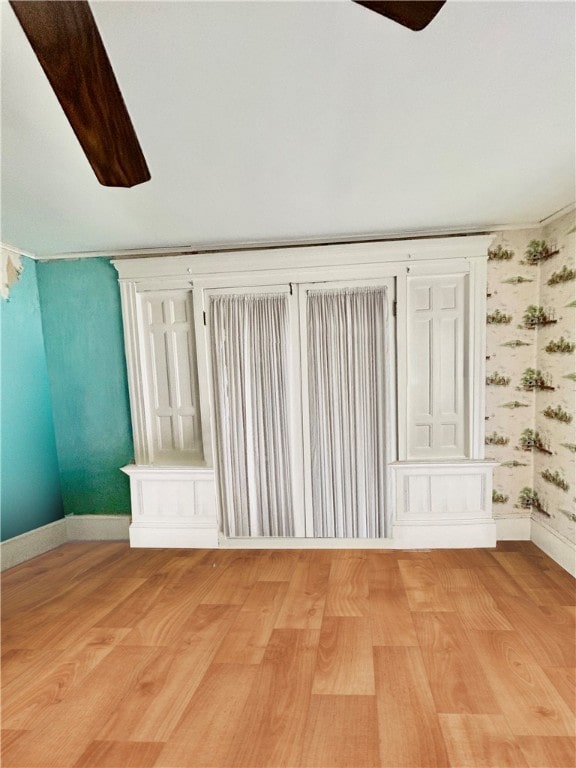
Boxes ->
[34,221,548,262]
[0,242,36,260]
[539,202,576,226]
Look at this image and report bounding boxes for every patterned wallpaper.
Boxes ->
[486,211,576,544]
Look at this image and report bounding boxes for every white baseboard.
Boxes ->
[66,514,130,541]
[220,521,497,550]
[495,516,531,541]
[530,517,576,577]
[129,522,219,548]
[0,519,68,571]
[392,520,497,549]
[1,515,130,571]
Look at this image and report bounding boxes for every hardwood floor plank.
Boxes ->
[312,616,375,695]
[413,612,501,714]
[366,553,409,588]
[429,548,500,569]
[490,551,566,592]
[73,740,163,768]
[369,586,418,646]
[545,568,576,604]
[94,574,174,628]
[436,567,513,630]
[1,648,59,687]
[324,553,369,617]
[438,714,528,767]
[0,731,29,760]
[274,555,330,629]
[225,628,320,767]
[256,550,299,581]
[96,605,239,743]
[543,666,576,712]
[493,593,576,667]
[468,629,575,736]
[118,567,222,647]
[2,627,132,730]
[199,552,263,605]
[398,560,454,612]
[0,646,156,767]
[212,581,288,664]
[299,694,380,768]
[156,664,257,767]
[374,646,450,767]
[517,735,576,768]
[2,577,146,650]
[475,563,530,598]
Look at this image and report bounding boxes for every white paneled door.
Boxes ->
[206,279,394,539]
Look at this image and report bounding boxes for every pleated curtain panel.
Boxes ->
[210,293,294,537]
[210,285,390,539]
[307,287,390,538]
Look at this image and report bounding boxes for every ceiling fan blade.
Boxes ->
[10,0,150,188]
[352,1,446,31]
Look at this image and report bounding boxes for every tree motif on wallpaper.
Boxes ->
[560,508,576,523]
[518,428,552,454]
[521,305,556,329]
[487,218,575,543]
[518,368,555,391]
[487,309,512,324]
[488,245,514,261]
[547,265,575,285]
[486,371,510,386]
[522,239,559,265]
[485,431,509,446]
[518,487,550,516]
[540,468,570,492]
[545,337,575,354]
[542,404,572,424]
[501,276,533,284]
[501,339,531,348]
[492,490,509,503]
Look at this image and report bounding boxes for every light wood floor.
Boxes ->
[1,541,575,768]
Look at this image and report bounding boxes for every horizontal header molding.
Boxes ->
[113,235,494,281]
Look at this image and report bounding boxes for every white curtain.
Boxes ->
[210,294,294,537]
[307,287,390,538]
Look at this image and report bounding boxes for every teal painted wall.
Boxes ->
[37,258,134,516]
[1,257,64,540]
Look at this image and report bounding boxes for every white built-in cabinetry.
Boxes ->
[114,235,497,549]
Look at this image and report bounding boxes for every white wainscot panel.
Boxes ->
[391,461,497,548]
[122,466,218,548]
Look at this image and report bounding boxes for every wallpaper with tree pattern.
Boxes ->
[486,210,575,544]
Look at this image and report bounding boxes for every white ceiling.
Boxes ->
[1,0,575,259]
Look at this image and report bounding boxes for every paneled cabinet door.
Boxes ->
[407,273,468,459]
[138,289,203,465]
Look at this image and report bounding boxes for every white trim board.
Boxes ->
[35,222,543,261]
[0,519,68,572]
[2,512,575,577]
[530,517,576,578]
[495,516,531,541]
[0,516,130,572]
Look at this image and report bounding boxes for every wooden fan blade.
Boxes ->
[10,0,150,187]
[353,1,446,31]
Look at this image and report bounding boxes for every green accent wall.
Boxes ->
[36,258,134,516]
[1,257,64,540]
